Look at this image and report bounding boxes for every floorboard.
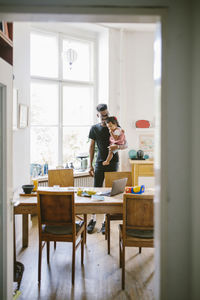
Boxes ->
[16,215,155,300]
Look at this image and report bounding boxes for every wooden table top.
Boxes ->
[15,187,122,205]
[15,187,154,206]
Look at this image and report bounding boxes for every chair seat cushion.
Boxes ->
[126,229,154,239]
[42,221,83,235]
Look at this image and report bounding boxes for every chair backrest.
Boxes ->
[37,191,75,227]
[48,169,74,187]
[123,194,154,232]
[105,171,132,187]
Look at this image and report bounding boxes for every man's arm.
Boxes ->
[89,139,95,176]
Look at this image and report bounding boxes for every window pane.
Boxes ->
[30,32,58,78]
[63,86,93,126]
[62,39,92,82]
[30,127,58,167]
[63,127,90,164]
[31,82,58,126]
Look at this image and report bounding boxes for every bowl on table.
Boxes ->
[22,184,34,194]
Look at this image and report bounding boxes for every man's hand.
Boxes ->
[89,166,94,177]
[109,144,118,151]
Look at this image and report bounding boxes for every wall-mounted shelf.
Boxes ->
[0,22,13,65]
[135,128,155,132]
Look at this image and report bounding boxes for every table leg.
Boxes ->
[13,214,16,272]
[22,214,29,248]
[13,214,17,283]
[84,214,87,244]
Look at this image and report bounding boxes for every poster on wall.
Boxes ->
[139,134,154,154]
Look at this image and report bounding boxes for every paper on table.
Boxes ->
[66,187,78,192]
[91,195,105,201]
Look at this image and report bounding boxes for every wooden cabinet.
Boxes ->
[0,22,13,65]
[129,159,154,186]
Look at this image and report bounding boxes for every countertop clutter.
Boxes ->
[35,169,90,182]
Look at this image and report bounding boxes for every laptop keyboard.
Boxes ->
[97,191,111,196]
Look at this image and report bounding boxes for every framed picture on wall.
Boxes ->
[19,104,28,129]
[13,89,18,130]
[139,134,154,153]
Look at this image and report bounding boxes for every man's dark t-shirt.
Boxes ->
[89,123,119,164]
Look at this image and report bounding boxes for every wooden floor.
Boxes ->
[16,215,155,300]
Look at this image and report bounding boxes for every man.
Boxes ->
[87,103,125,234]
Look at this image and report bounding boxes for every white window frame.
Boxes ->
[30,27,97,166]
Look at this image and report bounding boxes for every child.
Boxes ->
[103,116,126,166]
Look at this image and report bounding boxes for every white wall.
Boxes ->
[0,58,13,300]
[109,28,155,171]
[97,28,109,104]
[13,22,31,190]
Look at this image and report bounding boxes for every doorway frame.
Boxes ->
[0,57,14,300]
[0,84,8,300]
[0,7,168,300]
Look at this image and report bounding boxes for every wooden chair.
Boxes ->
[105,171,132,254]
[48,169,87,245]
[37,190,85,285]
[48,168,74,187]
[119,193,154,289]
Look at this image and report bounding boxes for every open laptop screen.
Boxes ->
[99,177,128,196]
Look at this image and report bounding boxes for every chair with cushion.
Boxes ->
[104,171,132,254]
[119,193,154,289]
[48,169,87,245]
[37,190,85,285]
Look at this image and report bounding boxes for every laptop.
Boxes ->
[98,177,128,197]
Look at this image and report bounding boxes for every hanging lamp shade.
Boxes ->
[66,48,78,69]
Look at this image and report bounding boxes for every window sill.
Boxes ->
[35,169,90,182]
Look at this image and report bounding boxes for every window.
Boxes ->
[62,85,93,163]
[30,32,58,78]
[30,29,95,168]
[30,82,59,166]
[62,38,92,82]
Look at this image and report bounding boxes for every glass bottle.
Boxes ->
[44,162,48,175]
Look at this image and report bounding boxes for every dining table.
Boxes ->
[14,187,124,248]
[14,186,154,249]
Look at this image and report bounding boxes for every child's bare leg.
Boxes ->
[103,150,113,166]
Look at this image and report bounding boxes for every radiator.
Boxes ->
[38,176,93,187]
[74,176,93,187]
[38,181,48,187]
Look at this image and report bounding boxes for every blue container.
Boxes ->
[44,163,48,175]
[128,149,137,159]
